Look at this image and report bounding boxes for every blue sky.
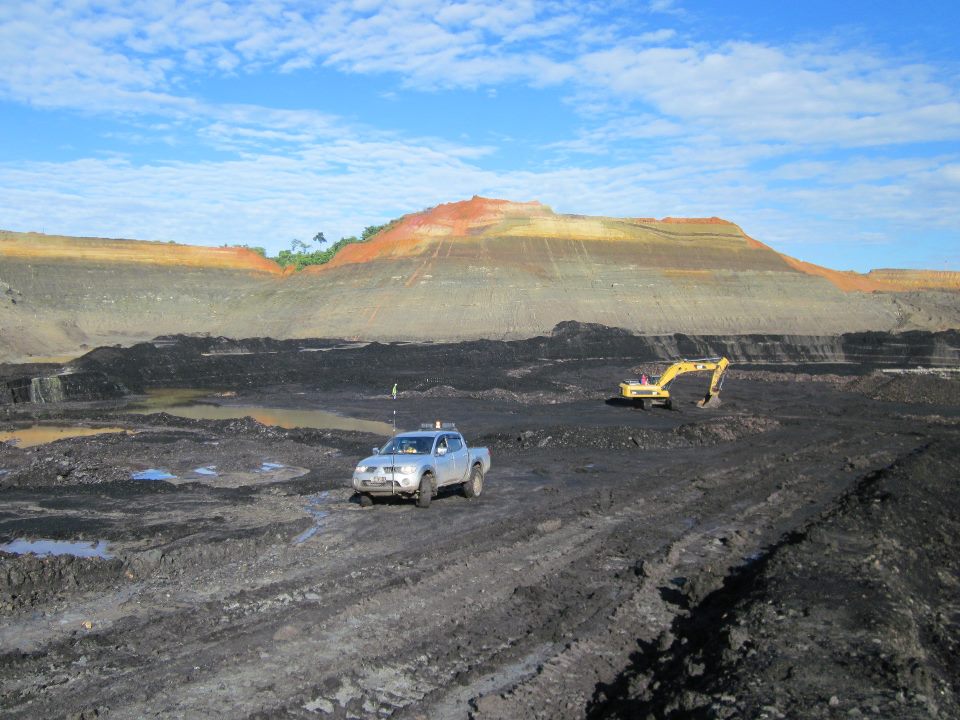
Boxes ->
[1,1,958,272]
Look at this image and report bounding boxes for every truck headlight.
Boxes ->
[399,465,417,475]
[355,465,371,473]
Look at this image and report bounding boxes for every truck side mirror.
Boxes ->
[436,447,447,456]
[372,448,380,455]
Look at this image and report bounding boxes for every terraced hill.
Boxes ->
[1,198,958,361]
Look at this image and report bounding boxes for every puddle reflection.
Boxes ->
[258,462,285,473]
[294,492,332,545]
[1,538,114,559]
[132,468,177,481]
[133,390,393,435]
[0,426,128,448]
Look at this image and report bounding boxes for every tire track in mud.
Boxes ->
[0,416,927,719]
[585,436,960,720]
[173,433,912,717]
[451,436,924,719]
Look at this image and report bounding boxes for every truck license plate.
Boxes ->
[369,477,387,486]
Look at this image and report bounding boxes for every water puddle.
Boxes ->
[1,538,113,559]
[132,390,393,435]
[298,342,371,353]
[0,426,128,448]
[294,491,332,545]
[129,388,213,410]
[132,469,177,481]
[193,466,218,476]
[258,461,285,473]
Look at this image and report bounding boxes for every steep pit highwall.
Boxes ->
[3,199,959,363]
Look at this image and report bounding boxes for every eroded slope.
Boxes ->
[2,198,958,361]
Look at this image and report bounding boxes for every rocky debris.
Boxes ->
[0,453,131,487]
[0,281,22,305]
[0,552,126,612]
[0,371,126,406]
[589,441,960,720]
[479,426,685,451]
[674,415,780,444]
[732,369,856,387]
[403,384,602,404]
[847,371,960,405]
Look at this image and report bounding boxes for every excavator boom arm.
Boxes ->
[619,356,730,408]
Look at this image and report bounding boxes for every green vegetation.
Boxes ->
[271,220,398,271]
[225,217,401,270]
[228,244,267,258]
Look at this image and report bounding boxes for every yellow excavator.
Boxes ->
[619,357,729,409]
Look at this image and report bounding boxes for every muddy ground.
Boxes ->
[0,332,958,719]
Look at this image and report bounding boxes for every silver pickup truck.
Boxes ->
[352,424,491,508]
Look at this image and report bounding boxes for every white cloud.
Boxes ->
[6,2,955,153]
[0,1,957,272]
[574,41,960,146]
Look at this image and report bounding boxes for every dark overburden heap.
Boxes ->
[65,323,960,399]
[590,441,960,719]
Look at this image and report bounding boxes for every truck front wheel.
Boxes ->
[463,465,483,498]
[416,474,433,508]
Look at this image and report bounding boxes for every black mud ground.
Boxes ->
[0,332,958,719]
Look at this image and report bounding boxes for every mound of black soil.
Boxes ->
[590,440,960,719]
[848,372,960,405]
[60,324,959,398]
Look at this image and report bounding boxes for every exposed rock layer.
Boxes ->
[2,199,958,361]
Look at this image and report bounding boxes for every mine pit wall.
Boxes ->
[0,256,282,362]
[64,326,960,397]
[286,260,907,341]
[0,371,126,405]
[4,238,960,365]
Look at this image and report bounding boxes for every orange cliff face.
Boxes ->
[0,231,283,274]
[769,251,960,293]
[7,202,956,294]
[308,198,765,273]
[718,228,960,293]
[312,196,551,270]
[306,198,960,293]
[865,269,960,292]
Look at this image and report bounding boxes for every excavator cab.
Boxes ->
[619,357,729,410]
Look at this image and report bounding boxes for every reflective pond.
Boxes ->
[0,426,128,448]
[132,469,177,481]
[133,390,393,436]
[1,538,114,559]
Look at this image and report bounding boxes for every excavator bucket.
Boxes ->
[697,393,722,408]
[697,362,728,408]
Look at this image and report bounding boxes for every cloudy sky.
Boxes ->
[1,0,958,271]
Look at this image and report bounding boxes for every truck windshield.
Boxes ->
[380,436,433,455]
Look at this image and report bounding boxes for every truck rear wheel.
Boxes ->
[463,465,483,498]
[416,474,433,508]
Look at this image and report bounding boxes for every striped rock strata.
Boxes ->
[1,198,958,362]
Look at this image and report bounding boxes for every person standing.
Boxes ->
[391,382,398,400]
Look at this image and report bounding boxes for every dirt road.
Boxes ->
[1,348,958,718]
